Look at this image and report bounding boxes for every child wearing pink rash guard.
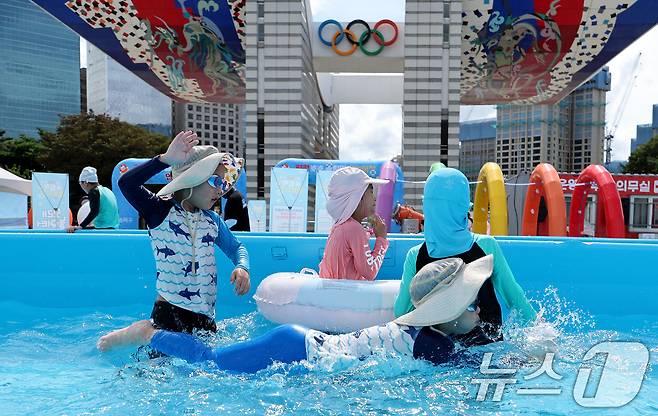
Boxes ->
[319,167,390,280]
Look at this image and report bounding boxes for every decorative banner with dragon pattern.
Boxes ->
[33,0,658,105]
[461,0,658,104]
[33,0,246,103]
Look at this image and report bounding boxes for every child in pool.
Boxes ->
[107,131,250,346]
[98,256,492,372]
[394,168,537,346]
[318,167,390,280]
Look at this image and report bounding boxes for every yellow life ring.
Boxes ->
[472,162,508,235]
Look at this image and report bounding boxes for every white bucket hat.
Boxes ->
[79,166,98,183]
[394,255,493,327]
[157,146,244,196]
[326,166,388,225]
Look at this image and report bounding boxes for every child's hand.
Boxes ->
[370,215,387,239]
[159,131,199,166]
[230,267,251,295]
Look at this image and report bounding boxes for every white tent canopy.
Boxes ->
[0,167,32,196]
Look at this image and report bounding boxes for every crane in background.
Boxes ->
[605,52,642,165]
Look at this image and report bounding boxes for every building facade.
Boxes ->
[0,0,79,138]
[496,68,611,176]
[172,102,245,158]
[86,44,171,134]
[630,104,658,153]
[244,0,339,200]
[459,118,496,181]
[402,0,462,208]
[80,68,87,114]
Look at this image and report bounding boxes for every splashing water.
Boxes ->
[0,288,656,415]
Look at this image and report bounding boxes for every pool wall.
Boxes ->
[1,231,657,317]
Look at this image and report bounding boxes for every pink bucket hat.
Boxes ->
[325,167,387,225]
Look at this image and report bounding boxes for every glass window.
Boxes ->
[632,197,650,228]
[653,199,658,228]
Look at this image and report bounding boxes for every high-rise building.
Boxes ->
[245,0,339,200]
[172,102,245,158]
[567,69,610,172]
[80,68,87,114]
[630,104,658,153]
[402,0,462,208]
[496,68,610,176]
[0,0,79,138]
[459,118,496,181]
[86,44,171,133]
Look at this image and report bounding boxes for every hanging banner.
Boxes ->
[31,172,69,230]
[559,173,658,198]
[314,170,334,233]
[269,168,308,233]
[248,200,267,232]
[0,192,27,229]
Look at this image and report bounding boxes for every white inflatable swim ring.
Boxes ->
[254,270,400,333]
[77,201,93,226]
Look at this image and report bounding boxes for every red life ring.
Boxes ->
[568,165,625,238]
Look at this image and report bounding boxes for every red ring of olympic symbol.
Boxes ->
[318,19,399,56]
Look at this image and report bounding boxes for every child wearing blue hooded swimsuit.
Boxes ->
[394,168,537,346]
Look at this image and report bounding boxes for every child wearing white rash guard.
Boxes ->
[99,256,491,372]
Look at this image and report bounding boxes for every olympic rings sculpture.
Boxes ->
[318,19,399,56]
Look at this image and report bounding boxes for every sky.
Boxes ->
[80,0,658,162]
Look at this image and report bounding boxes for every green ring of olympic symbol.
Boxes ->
[359,29,385,56]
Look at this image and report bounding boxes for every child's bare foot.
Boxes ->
[97,320,156,352]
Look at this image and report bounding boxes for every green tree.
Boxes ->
[0,133,47,179]
[39,112,170,203]
[624,135,658,174]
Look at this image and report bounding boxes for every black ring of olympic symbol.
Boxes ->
[318,19,399,56]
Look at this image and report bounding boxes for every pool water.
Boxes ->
[1,289,656,415]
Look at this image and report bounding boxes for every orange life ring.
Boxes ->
[568,165,625,238]
[521,163,567,236]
